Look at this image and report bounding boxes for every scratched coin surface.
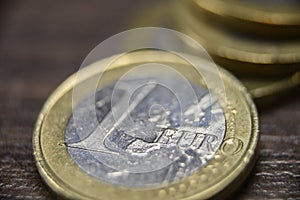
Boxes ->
[33,50,259,199]
[66,78,226,188]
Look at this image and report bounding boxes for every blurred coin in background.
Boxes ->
[130,0,300,107]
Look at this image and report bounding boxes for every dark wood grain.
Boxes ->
[0,0,299,199]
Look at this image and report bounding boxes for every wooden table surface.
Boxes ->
[0,0,299,199]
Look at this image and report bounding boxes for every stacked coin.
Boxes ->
[174,0,300,106]
[131,0,300,106]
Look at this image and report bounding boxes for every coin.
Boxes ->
[129,3,300,105]
[184,0,300,38]
[241,71,300,107]
[33,50,259,199]
[174,4,300,77]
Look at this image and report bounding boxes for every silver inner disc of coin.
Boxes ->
[65,76,226,188]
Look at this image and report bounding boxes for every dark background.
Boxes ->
[0,0,299,199]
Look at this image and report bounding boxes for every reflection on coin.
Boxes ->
[33,50,259,199]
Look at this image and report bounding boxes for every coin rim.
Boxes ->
[33,50,259,199]
[190,0,300,26]
[175,5,300,66]
[129,3,300,104]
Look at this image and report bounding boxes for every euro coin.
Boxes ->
[241,71,300,107]
[184,0,300,38]
[129,4,300,105]
[175,4,300,77]
[33,50,259,199]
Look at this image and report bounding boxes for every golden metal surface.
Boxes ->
[33,50,259,199]
[175,5,300,77]
[129,3,300,105]
[185,0,300,38]
[242,71,300,106]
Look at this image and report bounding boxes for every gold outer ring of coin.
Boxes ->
[33,50,259,199]
[129,3,300,106]
[174,4,300,77]
[183,0,300,38]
